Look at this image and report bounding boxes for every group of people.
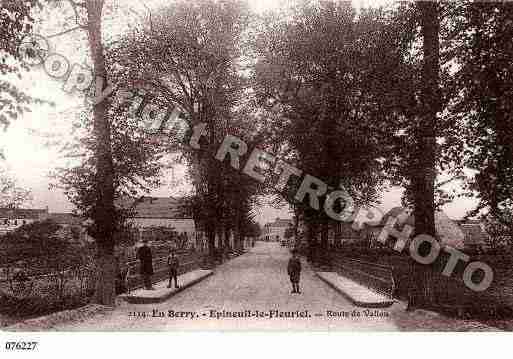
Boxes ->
[136,239,180,290]
[136,239,303,295]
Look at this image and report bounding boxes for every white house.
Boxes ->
[263,217,293,242]
[117,196,198,247]
[0,207,49,235]
[378,207,466,249]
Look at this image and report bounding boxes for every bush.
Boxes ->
[0,291,93,318]
[0,219,93,274]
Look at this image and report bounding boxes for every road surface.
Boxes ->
[53,242,492,331]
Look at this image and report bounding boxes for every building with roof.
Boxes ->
[294,207,480,250]
[0,207,49,235]
[263,217,293,242]
[378,206,466,249]
[123,196,195,234]
[377,207,496,251]
[117,196,198,248]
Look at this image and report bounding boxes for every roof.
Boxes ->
[116,196,190,219]
[0,207,48,219]
[455,219,481,226]
[380,207,465,248]
[266,218,293,228]
[47,213,83,226]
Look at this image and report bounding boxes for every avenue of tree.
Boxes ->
[1,0,512,310]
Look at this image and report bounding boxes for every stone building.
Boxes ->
[117,196,198,249]
[263,217,293,242]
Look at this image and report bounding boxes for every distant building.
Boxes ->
[295,207,483,250]
[294,207,383,247]
[0,206,49,235]
[380,209,493,251]
[263,217,293,242]
[117,196,197,248]
[377,207,466,249]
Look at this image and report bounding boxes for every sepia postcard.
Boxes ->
[1,0,512,356]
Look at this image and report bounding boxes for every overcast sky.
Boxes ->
[0,0,478,225]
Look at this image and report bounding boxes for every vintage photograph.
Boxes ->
[1,0,512,339]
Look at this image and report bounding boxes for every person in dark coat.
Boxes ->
[287,250,302,294]
[136,239,154,290]
[167,250,180,289]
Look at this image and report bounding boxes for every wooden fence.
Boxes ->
[125,251,205,292]
[327,248,513,318]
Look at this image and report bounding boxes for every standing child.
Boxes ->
[167,251,180,289]
[287,250,302,294]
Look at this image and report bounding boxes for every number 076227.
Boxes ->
[5,341,38,350]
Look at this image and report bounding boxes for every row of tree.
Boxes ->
[2,1,513,310]
[46,0,260,304]
[250,0,512,309]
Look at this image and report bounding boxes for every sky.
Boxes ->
[0,0,478,226]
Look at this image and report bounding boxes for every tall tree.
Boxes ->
[252,1,415,263]
[448,2,513,240]
[405,1,440,310]
[111,0,251,262]
[414,1,439,240]
[80,0,116,306]
[35,0,164,305]
[45,0,117,305]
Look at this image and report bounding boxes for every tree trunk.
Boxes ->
[237,231,243,252]
[409,1,440,310]
[94,246,116,305]
[334,221,342,248]
[205,120,219,264]
[86,0,116,306]
[293,205,299,246]
[306,219,318,263]
[207,228,216,265]
[224,228,231,252]
[320,220,329,267]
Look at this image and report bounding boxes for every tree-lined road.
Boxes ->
[56,242,400,331]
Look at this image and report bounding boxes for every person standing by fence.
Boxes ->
[167,251,180,289]
[137,239,154,290]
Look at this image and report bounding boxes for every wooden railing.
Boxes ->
[125,252,204,293]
